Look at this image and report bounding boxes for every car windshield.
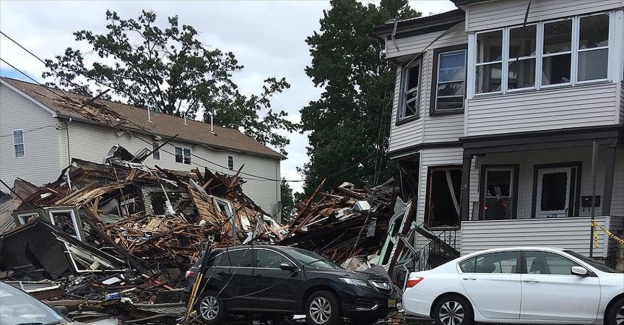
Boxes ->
[0,282,67,325]
[288,248,340,269]
[563,250,618,273]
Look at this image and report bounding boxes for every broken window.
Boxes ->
[508,25,536,89]
[175,146,191,164]
[578,13,609,81]
[13,130,24,157]
[425,166,462,228]
[15,212,39,225]
[399,59,421,120]
[48,210,82,241]
[481,167,517,220]
[476,30,503,93]
[152,142,160,160]
[543,19,572,85]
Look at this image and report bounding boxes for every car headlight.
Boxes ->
[340,278,370,288]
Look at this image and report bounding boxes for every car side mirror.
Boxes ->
[571,266,589,277]
[53,305,70,316]
[280,262,297,271]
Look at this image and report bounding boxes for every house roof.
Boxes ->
[1,77,285,160]
[373,9,464,39]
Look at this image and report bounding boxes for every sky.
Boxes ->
[0,0,457,194]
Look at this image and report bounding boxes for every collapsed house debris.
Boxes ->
[0,145,284,323]
[282,179,459,292]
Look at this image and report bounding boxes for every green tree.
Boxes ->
[279,178,296,224]
[43,10,297,154]
[300,0,419,193]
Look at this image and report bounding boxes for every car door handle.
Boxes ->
[523,279,540,283]
[255,273,263,278]
[461,278,477,281]
[217,271,228,276]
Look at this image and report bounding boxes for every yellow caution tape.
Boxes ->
[591,220,624,247]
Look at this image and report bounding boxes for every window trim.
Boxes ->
[430,44,468,116]
[396,57,422,125]
[12,129,25,158]
[531,161,582,219]
[174,146,192,165]
[472,11,612,97]
[48,209,83,241]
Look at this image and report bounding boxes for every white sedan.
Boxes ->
[402,247,624,325]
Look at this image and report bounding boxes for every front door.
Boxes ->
[535,167,576,218]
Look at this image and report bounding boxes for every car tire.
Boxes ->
[432,295,474,325]
[607,297,624,325]
[196,290,226,324]
[306,290,341,325]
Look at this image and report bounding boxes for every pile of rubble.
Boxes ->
[281,179,397,270]
[0,145,284,323]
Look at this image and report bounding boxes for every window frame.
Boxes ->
[424,165,463,229]
[430,44,468,116]
[478,164,520,220]
[174,146,191,165]
[397,57,422,124]
[12,129,25,158]
[507,24,538,91]
[471,11,612,97]
[531,161,582,219]
[47,208,83,241]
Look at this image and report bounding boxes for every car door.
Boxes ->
[252,248,301,312]
[520,250,600,322]
[214,247,256,311]
[459,251,522,319]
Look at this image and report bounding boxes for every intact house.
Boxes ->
[0,77,285,220]
[374,0,624,262]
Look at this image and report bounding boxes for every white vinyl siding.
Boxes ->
[465,0,623,33]
[0,84,61,186]
[388,26,467,154]
[466,82,618,136]
[460,216,615,258]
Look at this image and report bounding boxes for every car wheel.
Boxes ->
[196,291,226,324]
[306,290,341,325]
[607,297,624,325]
[433,295,474,325]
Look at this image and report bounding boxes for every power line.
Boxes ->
[0,57,67,99]
[0,125,57,138]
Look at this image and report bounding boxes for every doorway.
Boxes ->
[533,163,581,218]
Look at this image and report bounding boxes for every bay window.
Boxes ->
[474,12,610,95]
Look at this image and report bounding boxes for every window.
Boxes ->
[175,146,191,164]
[13,130,24,157]
[460,251,519,274]
[432,46,467,113]
[228,156,234,170]
[152,142,160,160]
[255,249,289,268]
[398,59,422,121]
[216,248,253,267]
[525,251,579,275]
[425,166,462,228]
[533,163,581,218]
[476,30,503,93]
[480,166,518,220]
[474,12,610,94]
[48,210,82,241]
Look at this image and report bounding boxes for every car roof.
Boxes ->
[461,246,566,259]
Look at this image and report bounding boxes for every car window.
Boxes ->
[526,251,579,275]
[563,249,617,273]
[255,249,290,268]
[288,248,340,269]
[0,283,67,325]
[216,248,253,267]
[461,251,518,274]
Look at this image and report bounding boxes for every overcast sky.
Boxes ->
[0,0,456,194]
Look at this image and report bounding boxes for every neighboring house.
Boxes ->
[375,0,624,262]
[0,77,285,219]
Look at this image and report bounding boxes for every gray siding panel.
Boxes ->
[466,83,619,136]
[460,217,613,258]
[466,0,623,32]
[0,84,62,186]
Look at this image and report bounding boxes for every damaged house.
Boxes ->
[0,77,285,221]
[373,0,624,279]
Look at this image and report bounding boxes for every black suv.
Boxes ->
[184,245,395,325]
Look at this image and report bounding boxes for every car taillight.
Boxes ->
[406,276,423,288]
[185,270,195,279]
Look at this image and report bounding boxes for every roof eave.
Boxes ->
[373,9,465,38]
